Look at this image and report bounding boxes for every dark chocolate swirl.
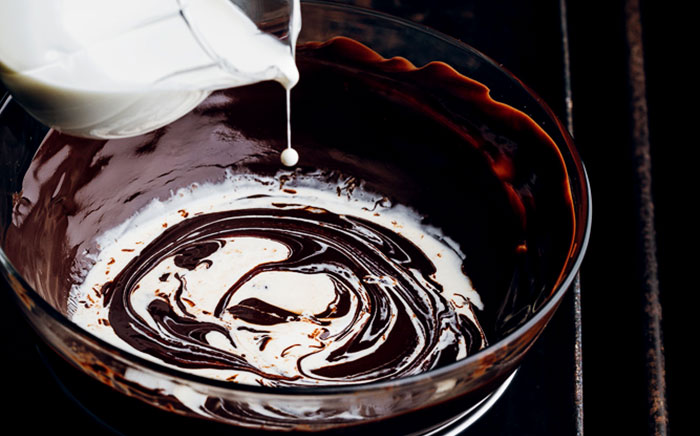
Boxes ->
[101,203,485,386]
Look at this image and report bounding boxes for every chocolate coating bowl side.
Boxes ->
[0,1,591,432]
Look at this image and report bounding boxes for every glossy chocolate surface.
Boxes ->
[2,37,575,388]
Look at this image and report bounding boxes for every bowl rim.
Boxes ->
[0,0,592,397]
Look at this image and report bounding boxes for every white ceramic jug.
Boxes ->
[0,0,300,139]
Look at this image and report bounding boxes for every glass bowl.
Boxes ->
[0,1,590,433]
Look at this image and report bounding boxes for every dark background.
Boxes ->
[1,1,677,434]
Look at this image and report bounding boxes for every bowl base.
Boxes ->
[37,341,517,434]
[412,371,517,436]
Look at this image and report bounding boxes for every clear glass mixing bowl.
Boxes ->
[0,1,590,433]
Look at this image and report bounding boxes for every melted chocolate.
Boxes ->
[3,36,575,394]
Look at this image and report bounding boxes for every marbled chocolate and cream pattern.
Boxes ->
[70,173,486,386]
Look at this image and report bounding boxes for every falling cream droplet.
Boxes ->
[280,147,299,167]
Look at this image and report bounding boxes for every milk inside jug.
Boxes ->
[0,0,300,139]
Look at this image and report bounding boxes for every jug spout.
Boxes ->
[170,0,300,90]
